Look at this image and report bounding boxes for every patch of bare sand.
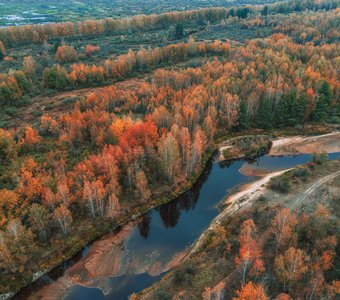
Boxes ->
[28,217,190,299]
[28,222,137,299]
[238,163,272,177]
[224,169,290,207]
[270,132,340,156]
[66,223,136,283]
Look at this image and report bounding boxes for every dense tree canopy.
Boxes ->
[0,0,339,296]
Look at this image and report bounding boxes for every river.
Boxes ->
[16,152,340,300]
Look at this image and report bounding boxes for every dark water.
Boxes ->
[19,152,340,300]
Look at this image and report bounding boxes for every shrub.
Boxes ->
[172,264,197,287]
[62,96,78,105]
[311,152,329,164]
[245,142,271,159]
[292,166,311,178]
[330,116,340,124]
[85,44,100,57]
[43,65,70,90]
[223,148,233,159]
[4,107,17,116]
[33,110,43,118]
[258,196,268,203]
[269,176,290,193]
[55,45,78,63]
[16,96,31,107]
[153,289,171,300]
[45,104,54,111]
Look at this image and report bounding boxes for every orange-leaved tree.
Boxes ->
[85,44,100,57]
[53,204,73,235]
[274,247,310,292]
[233,281,269,300]
[271,208,297,250]
[235,219,265,283]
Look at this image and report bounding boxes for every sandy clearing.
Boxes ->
[239,132,340,176]
[218,131,340,164]
[224,169,291,207]
[217,145,233,161]
[270,132,340,156]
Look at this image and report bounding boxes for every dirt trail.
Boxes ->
[291,170,340,209]
[140,132,340,298]
[191,161,340,258]
[192,167,340,255]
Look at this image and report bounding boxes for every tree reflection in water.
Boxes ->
[158,201,181,228]
[219,157,259,169]
[138,214,151,239]
[155,158,213,229]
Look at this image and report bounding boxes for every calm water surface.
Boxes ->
[18,152,340,300]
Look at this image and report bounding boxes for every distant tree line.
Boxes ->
[0,0,337,47]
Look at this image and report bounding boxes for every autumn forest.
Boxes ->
[0,0,339,299]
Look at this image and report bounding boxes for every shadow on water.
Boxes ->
[157,159,213,229]
[13,158,214,300]
[13,152,340,300]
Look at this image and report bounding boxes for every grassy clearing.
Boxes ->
[0,0,280,26]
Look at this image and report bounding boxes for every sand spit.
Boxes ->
[269,132,340,156]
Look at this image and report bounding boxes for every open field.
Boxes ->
[0,0,281,26]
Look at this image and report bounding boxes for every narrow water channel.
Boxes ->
[19,152,340,300]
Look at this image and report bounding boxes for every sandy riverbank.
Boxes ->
[188,168,290,256]
[238,132,340,176]
[269,132,340,156]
